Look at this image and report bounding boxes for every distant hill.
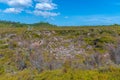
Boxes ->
[0,20,27,27]
[0,20,57,27]
[31,22,57,27]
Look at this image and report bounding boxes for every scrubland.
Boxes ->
[0,21,120,80]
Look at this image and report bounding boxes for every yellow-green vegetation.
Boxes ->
[0,21,120,80]
[1,67,120,80]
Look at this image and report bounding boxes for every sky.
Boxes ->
[0,0,120,26]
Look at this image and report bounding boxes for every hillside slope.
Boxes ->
[0,26,120,80]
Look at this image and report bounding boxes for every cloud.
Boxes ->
[3,8,23,13]
[34,10,59,17]
[57,15,120,26]
[0,0,32,7]
[35,3,57,10]
[34,0,58,17]
[0,0,59,17]
[77,15,120,25]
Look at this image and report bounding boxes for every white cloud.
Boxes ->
[75,15,120,25]
[0,0,59,17]
[34,10,59,17]
[0,0,32,7]
[34,0,58,17]
[35,3,57,10]
[3,8,23,13]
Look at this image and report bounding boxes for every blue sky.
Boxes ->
[0,0,120,26]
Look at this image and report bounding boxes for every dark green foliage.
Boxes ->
[32,22,57,27]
